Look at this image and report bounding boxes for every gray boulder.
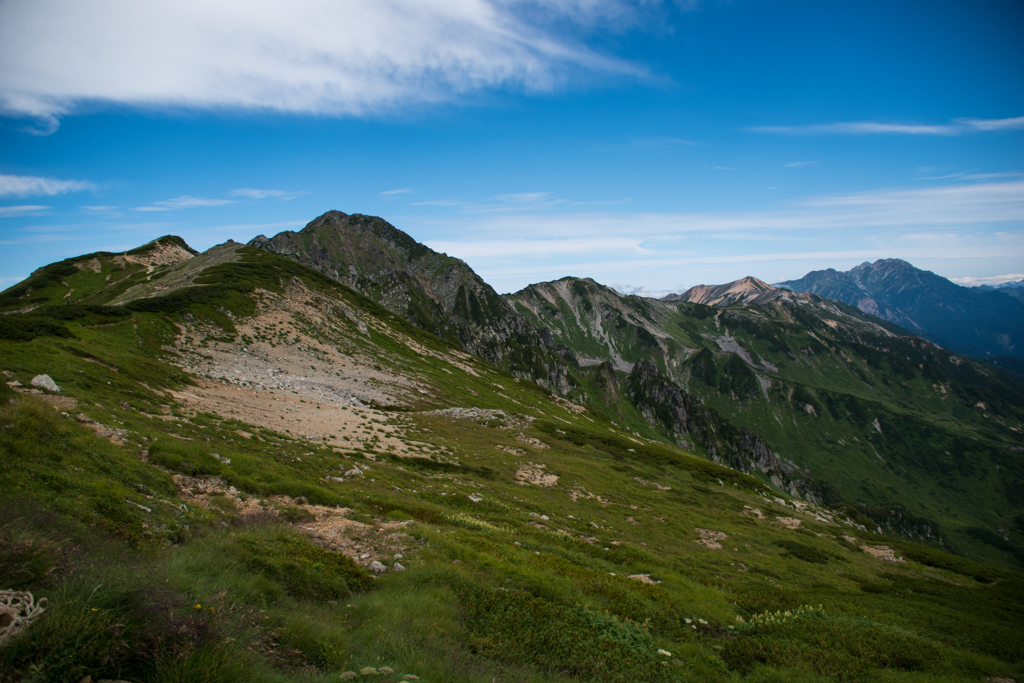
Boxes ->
[30,375,60,393]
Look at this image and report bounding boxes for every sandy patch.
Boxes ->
[121,240,195,268]
[628,574,660,585]
[515,435,549,449]
[774,517,803,529]
[860,544,906,563]
[568,486,609,506]
[167,280,439,412]
[515,463,559,487]
[169,379,416,455]
[633,477,671,491]
[695,528,727,550]
[173,475,419,567]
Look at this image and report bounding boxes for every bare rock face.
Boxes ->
[625,360,839,505]
[249,211,578,395]
[30,374,60,393]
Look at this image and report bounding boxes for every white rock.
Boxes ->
[30,375,60,392]
[368,560,387,575]
[393,562,406,571]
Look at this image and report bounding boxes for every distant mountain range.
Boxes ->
[776,259,1024,360]
[979,278,1024,302]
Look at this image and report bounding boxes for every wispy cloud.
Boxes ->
[0,204,48,217]
[750,116,1024,136]
[631,136,696,147]
[494,192,559,204]
[0,0,647,129]
[960,116,1024,131]
[0,174,94,197]
[407,178,1024,291]
[230,188,303,200]
[134,196,235,212]
[950,274,1024,287]
[785,160,818,167]
[916,171,1024,181]
[609,283,675,298]
[412,198,466,207]
[380,189,412,196]
[426,236,647,259]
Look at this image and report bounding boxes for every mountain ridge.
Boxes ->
[2,217,1023,681]
[777,258,1024,359]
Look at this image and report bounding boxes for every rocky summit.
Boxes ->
[0,214,1022,682]
[778,258,1024,361]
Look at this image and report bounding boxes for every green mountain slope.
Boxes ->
[508,276,1024,568]
[1,228,1022,682]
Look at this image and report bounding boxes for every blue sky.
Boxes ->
[1,0,1022,295]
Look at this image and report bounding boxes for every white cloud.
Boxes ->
[380,189,413,196]
[134,196,235,212]
[610,282,674,298]
[917,171,1024,181]
[0,205,48,217]
[631,136,696,146]
[959,116,1024,131]
[751,116,1024,136]
[0,0,646,126]
[426,236,647,259]
[404,178,1024,291]
[413,198,466,207]
[949,274,1024,287]
[230,188,303,200]
[785,160,817,167]
[0,174,94,197]
[439,179,1024,238]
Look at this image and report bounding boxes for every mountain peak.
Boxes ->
[778,258,1024,358]
[662,275,780,306]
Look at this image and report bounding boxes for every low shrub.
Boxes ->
[460,585,681,683]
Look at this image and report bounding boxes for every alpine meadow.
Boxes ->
[1,212,1022,682]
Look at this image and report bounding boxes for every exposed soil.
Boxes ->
[173,475,420,568]
[695,528,727,550]
[860,544,906,563]
[515,463,559,487]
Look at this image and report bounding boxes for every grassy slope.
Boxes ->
[0,249,1022,682]
[509,280,1024,570]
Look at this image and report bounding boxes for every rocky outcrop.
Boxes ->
[625,360,836,504]
[250,211,576,394]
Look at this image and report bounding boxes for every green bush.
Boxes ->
[460,585,681,683]
[227,525,371,601]
[773,540,831,564]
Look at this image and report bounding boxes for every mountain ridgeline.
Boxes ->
[4,210,1023,569]
[249,211,577,394]
[247,213,1024,567]
[3,212,1024,681]
[777,258,1024,361]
